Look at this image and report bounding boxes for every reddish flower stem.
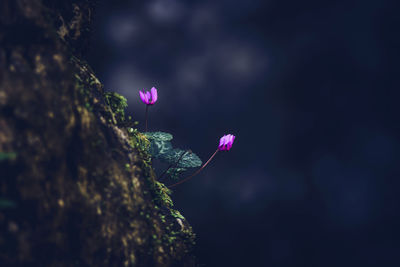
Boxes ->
[145,105,149,132]
[168,149,219,188]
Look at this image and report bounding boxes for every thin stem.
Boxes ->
[145,105,149,132]
[168,149,219,188]
[158,150,188,182]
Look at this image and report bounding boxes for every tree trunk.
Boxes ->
[0,1,196,266]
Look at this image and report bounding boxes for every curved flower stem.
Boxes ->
[168,149,219,188]
[145,105,149,132]
[158,150,188,182]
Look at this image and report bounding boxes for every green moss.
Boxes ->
[151,181,173,208]
[127,123,197,248]
[160,215,166,223]
[170,209,185,220]
[104,92,128,124]
[97,90,197,257]
[75,74,93,112]
[124,163,130,171]
[128,131,150,157]
[127,129,175,210]
[0,152,17,161]
[163,233,177,245]
[0,198,16,209]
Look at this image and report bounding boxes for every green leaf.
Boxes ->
[148,139,173,158]
[144,132,202,171]
[178,151,202,168]
[144,132,174,157]
[159,149,202,168]
[143,131,173,141]
[166,167,187,181]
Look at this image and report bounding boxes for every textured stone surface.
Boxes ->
[0,1,196,266]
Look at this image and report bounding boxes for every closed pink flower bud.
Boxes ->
[218,134,236,151]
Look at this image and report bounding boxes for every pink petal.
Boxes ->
[226,139,232,151]
[218,135,225,146]
[144,91,151,104]
[139,91,146,104]
[227,135,234,150]
[150,87,158,104]
[219,135,226,146]
[218,135,227,151]
[229,134,235,144]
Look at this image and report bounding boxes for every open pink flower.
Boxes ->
[139,87,158,105]
[218,134,236,151]
[139,87,158,131]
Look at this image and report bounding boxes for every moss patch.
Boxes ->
[104,92,128,124]
[0,152,17,161]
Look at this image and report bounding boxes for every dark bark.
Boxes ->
[0,1,196,266]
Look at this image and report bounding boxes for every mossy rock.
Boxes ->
[0,1,197,266]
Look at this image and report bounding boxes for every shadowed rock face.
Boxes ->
[0,1,196,266]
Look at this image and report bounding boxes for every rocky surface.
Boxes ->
[0,1,196,266]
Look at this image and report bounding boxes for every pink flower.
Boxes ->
[218,134,236,151]
[169,133,236,188]
[139,87,158,105]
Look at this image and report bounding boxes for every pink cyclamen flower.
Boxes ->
[140,87,158,132]
[139,87,158,105]
[169,133,236,188]
[218,134,236,151]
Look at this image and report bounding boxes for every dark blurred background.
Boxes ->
[86,0,400,266]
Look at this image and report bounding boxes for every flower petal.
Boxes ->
[218,135,225,146]
[226,134,235,150]
[145,91,151,104]
[139,91,146,104]
[226,136,232,150]
[150,87,158,104]
[218,135,227,151]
